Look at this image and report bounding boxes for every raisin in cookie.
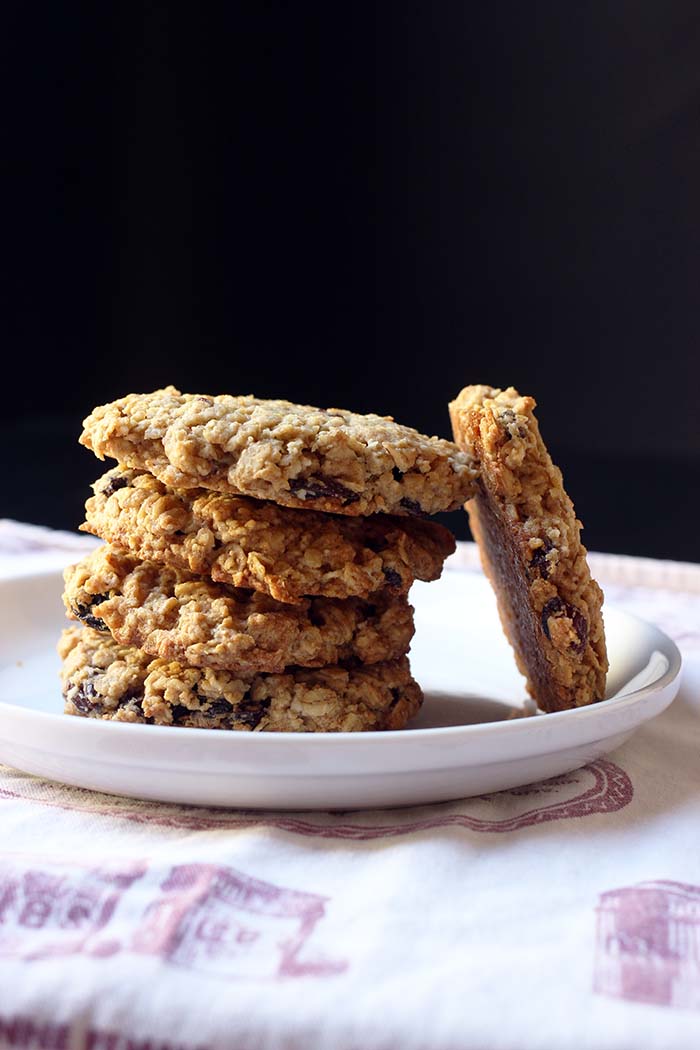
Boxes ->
[82,467,455,604]
[59,626,422,732]
[80,387,477,516]
[63,546,414,673]
[449,385,608,713]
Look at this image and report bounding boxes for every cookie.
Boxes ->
[449,385,608,712]
[63,546,415,673]
[80,387,477,516]
[82,466,456,604]
[58,626,422,732]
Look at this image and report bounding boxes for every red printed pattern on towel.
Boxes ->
[0,859,346,980]
[0,1014,212,1050]
[0,860,146,961]
[594,880,700,1009]
[134,864,346,979]
[0,759,633,839]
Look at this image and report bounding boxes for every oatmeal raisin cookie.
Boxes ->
[80,387,477,516]
[82,466,455,604]
[59,626,422,732]
[63,546,415,673]
[449,385,608,712]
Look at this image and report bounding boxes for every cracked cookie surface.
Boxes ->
[59,626,422,732]
[63,546,415,673]
[449,385,608,713]
[80,387,477,516]
[82,466,456,604]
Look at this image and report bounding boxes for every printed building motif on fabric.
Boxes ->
[134,864,346,978]
[595,880,700,1010]
[0,859,146,960]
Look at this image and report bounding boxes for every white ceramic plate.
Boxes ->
[0,568,682,810]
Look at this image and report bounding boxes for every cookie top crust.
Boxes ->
[79,387,478,516]
[449,385,608,713]
[58,626,422,733]
[82,466,456,605]
[63,546,414,673]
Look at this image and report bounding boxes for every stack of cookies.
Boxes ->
[59,387,477,732]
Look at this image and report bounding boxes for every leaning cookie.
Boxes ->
[82,466,456,604]
[449,385,608,713]
[63,546,415,673]
[58,627,422,732]
[80,387,477,516]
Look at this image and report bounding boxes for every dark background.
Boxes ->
[3,3,699,559]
